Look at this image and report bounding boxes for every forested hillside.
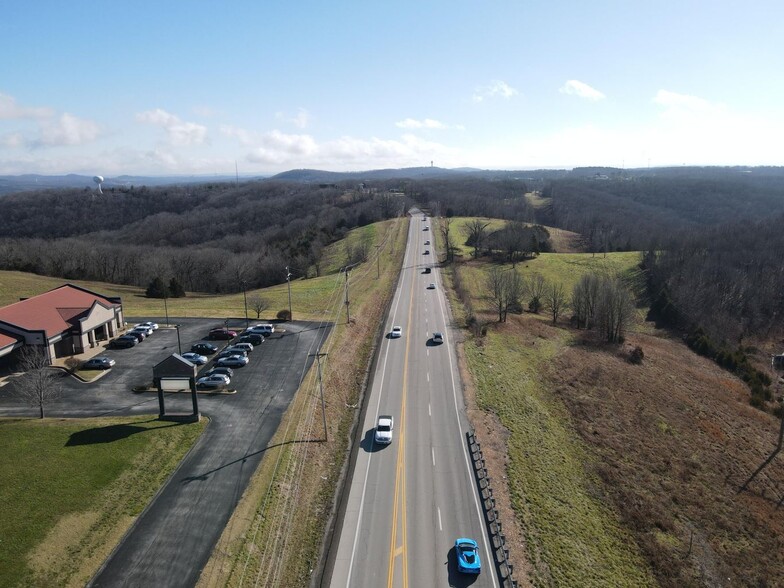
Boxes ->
[0,182,405,293]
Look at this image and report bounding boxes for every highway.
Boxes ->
[329,212,497,587]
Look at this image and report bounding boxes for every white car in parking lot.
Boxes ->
[216,355,249,367]
[135,321,159,331]
[196,374,230,389]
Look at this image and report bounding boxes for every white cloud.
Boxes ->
[559,80,606,101]
[275,108,310,129]
[36,113,102,146]
[136,108,207,146]
[0,133,24,148]
[472,80,518,103]
[247,130,318,164]
[0,92,53,120]
[394,118,464,131]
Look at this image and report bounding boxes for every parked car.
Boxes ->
[125,331,146,342]
[216,355,249,367]
[455,538,481,574]
[390,326,402,338]
[134,321,159,331]
[432,332,444,344]
[217,347,248,359]
[111,335,138,348]
[130,325,154,336]
[191,342,218,355]
[196,374,230,389]
[205,366,234,379]
[239,333,264,345]
[82,356,115,370]
[181,352,208,365]
[374,415,394,444]
[232,342,254,353]
[247,323,274,335]
[209,328,237,340]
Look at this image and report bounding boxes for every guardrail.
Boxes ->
[466,429,518,588]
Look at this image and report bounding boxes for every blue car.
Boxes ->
[455,538,481,574]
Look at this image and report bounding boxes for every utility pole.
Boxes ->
[309,352,328,441]
[375,244,381,278]
[175,324,182,355]
[344,268,351,324]
[286,266,293,320]
[241,281,248,329]
[163,293,170,327]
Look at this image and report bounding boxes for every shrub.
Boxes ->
[276,309,291,321]
[529,296,541,313]
[629,346,644,364]
[64,357,81,372]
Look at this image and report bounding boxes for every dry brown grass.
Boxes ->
[546,329,784,587]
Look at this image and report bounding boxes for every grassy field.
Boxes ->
[0,220,399,321]
[464,323,656,587]
[439,216,784,586]
[0,416,205,587]
[445,216,584,257]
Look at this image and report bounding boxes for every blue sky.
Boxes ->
[1,0,783,175]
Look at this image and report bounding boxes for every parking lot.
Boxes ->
[0,316,332,587]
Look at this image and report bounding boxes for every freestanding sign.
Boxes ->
[152,354,200,422]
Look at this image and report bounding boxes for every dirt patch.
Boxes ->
[546,226,584,253]
[546,329,784,587]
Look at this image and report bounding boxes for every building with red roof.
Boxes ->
[0,284,123,363]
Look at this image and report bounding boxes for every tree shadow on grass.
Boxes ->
[65,419,174,446]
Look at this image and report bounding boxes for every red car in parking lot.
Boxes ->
[208,328,237,340]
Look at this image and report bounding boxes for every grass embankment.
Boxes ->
[198,216,409,587]
[0,416,205,587]
[441,217,784,586]
[0,220,398,321]
[453,249,655,587]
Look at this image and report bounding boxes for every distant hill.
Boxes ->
[0,173,268,196]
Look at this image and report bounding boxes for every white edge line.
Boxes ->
[434,263,500,586]
[345,219,413,585]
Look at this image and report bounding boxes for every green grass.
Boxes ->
[464,329,655,587]
[0,416,205,586]
[0,220,399,322]
[457,251,642,316]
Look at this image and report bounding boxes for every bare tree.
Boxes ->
[466,219,490,259]
[596,277,635,343]
[440,217,455,263]
[15,346,61,419]
[487,267,525,322]
[528,273,547,313]
[572,273,601,329]
[545,281,568,324]
[249,294,269,319]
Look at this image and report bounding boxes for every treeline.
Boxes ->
[541,170,784,252]
[0,181,402,292]
[406,177,533,221]
[642,215,784,343]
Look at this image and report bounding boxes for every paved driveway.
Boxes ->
[0,317,331,587]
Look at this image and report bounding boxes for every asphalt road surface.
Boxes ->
[0,318,331,587]
[328,215,497,587]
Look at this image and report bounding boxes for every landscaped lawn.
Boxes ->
[0,416,205,587]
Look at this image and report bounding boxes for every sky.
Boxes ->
[1,0,783,176]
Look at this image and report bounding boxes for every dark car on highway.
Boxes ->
[191,342,218,355]
[209,328,237,340]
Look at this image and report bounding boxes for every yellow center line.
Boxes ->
[387,233,417,588]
